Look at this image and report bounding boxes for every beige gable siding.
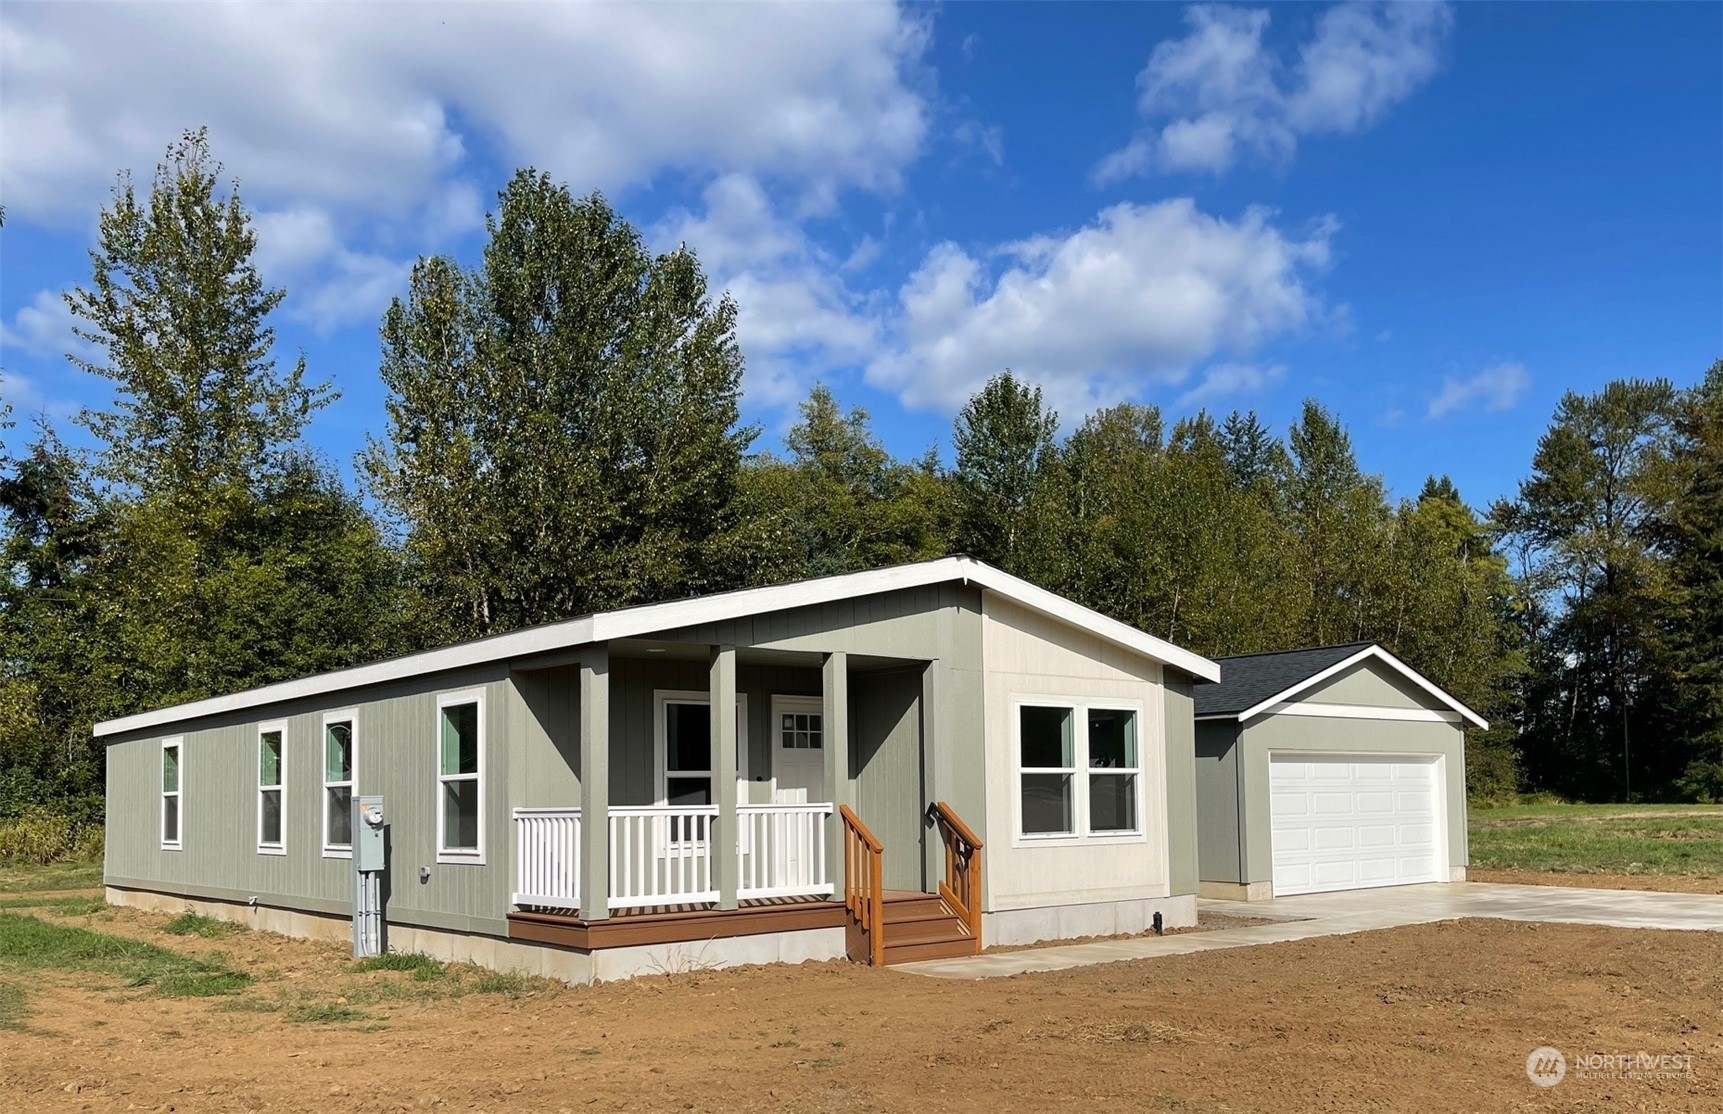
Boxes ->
[979,593,1180,911]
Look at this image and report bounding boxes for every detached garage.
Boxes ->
[1193,643,1487,901]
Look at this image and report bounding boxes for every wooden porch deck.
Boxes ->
[506,891,926,951]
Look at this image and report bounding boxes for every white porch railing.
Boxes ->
[739,802,834,899]
[512,807,582,908]
[609,805,721,908]
[512,803,836,911]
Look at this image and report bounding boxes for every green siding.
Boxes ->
[1301,660,1437,710]
[106,664,516,935]
[851,668,926,890]
[1194,719,1243,883]
[1162,682,1200,896]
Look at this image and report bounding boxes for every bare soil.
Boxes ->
[1471,868,1723,895]
[2,901,1720,1114]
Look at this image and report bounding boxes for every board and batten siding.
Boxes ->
[1297,660,1437,710]
[105,664,517,937]
[1194,719,1244,884]
[979,593,1191,912]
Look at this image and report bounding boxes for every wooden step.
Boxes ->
[882,899,947,924]
[884,916,972,946]
[882,932,976,964]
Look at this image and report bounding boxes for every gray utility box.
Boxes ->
[352,795,386,956]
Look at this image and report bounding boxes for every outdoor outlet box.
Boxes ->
[354,795,387,872]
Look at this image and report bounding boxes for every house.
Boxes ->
[1193,642,1486,901]
[95,556,1222,982]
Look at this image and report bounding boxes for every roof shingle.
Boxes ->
[1193,642,1375,718]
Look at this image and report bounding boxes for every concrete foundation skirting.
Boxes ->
[982,893,1198,948]
[105,887,847,985]
[1197,880,1276,902]
[1450,866,1468,882]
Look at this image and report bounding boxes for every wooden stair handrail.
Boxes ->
[928,801,984,948]
[839,805,885,966]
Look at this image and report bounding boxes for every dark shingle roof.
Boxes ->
[1193,642,1375,718]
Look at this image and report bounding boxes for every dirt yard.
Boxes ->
[1470,868,1723,894]
[2,899,1720,1114]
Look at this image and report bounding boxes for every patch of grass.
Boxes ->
[1469,803,1723,876]
[287,1002,374,1024]
[353,951,445,978]
[0,860,104,894]
[0,981,27,1030]
[0,911,249,997]
[0,894,106,915]
[214,996,282,1014]
[468,971,534,998]
[161,912,239,938]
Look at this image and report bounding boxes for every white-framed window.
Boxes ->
[161,737,183,851]
[1014,700,1145,839]
[322,710,357,857]
[1018,706,1075,836]
[436,690,485,863]
[653,690,749,835]
[257,722,287,855]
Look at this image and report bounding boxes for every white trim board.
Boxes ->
[95,557,1220,737]
[1254,702,1462,724]
[1200,645,1488,730]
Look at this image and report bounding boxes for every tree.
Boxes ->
[365,172,754,640]
[67,128,331,504]
[1282,400,1393,645]
[1503,379,1677,798]
[952,371,1058,570]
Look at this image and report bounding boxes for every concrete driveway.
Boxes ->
[897,882,1723,980]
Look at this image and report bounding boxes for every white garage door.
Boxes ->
[1269,755,1443,896]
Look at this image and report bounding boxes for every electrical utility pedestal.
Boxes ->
[352,795,387,958]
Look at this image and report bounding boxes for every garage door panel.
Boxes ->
[1270,754,1443,896]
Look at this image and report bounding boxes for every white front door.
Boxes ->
[1268,754,1443,896]
[771,695,825,803]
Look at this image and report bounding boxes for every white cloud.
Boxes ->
[1176,362,1285,408]
[868,199,1334,415]
[0,3,930,223]
[1427,361,1530,419]
[657,175,880,408]
[1096,2,1451,180]
[253,205,413,334]
[0,289,95,363]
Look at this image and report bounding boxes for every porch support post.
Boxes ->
[578,644,610,921]
[712,644,740,911]
[822,651,851,888]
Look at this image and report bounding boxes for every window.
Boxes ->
[258,724,286,854]
[1015,702,1144,839]
[779,711,823,750]
[1019,706,1075,835]
[437,692,483,861]
[1087,709,1140,833]
[161,738,183,850]
[323,712,356,856]
[654,691,749,839]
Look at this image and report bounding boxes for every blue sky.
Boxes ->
[2,2,1718,508]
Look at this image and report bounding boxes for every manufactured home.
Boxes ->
[96,557,1224,982]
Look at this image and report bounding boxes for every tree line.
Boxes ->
[2,132,1718,824]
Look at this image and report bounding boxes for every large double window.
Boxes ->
[437,692,484,862]
[258,723,286,855]
[1016,702,1142,838]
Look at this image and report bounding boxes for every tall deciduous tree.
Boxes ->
[365,172,753,640]
[952,371,1058,571]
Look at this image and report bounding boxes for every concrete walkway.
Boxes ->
[895,882,1723,980]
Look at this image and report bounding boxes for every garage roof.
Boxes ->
[1194,642,1488,729]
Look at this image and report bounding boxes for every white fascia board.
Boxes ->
[96,554,1219,736]
[1236,645,1489,730]
[93,616,596,737]
[959,560,1222,683]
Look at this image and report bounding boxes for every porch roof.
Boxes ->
[95,555,1220,737]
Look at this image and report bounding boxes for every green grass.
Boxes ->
[161,912,240,938]
[0,911,250,997]
[287,1002,374,1024]
[0,860,103,894]
[0,894,107,915]
[0,981,26,1030]
[1469,803,1723,876]
[352,951,445,978]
